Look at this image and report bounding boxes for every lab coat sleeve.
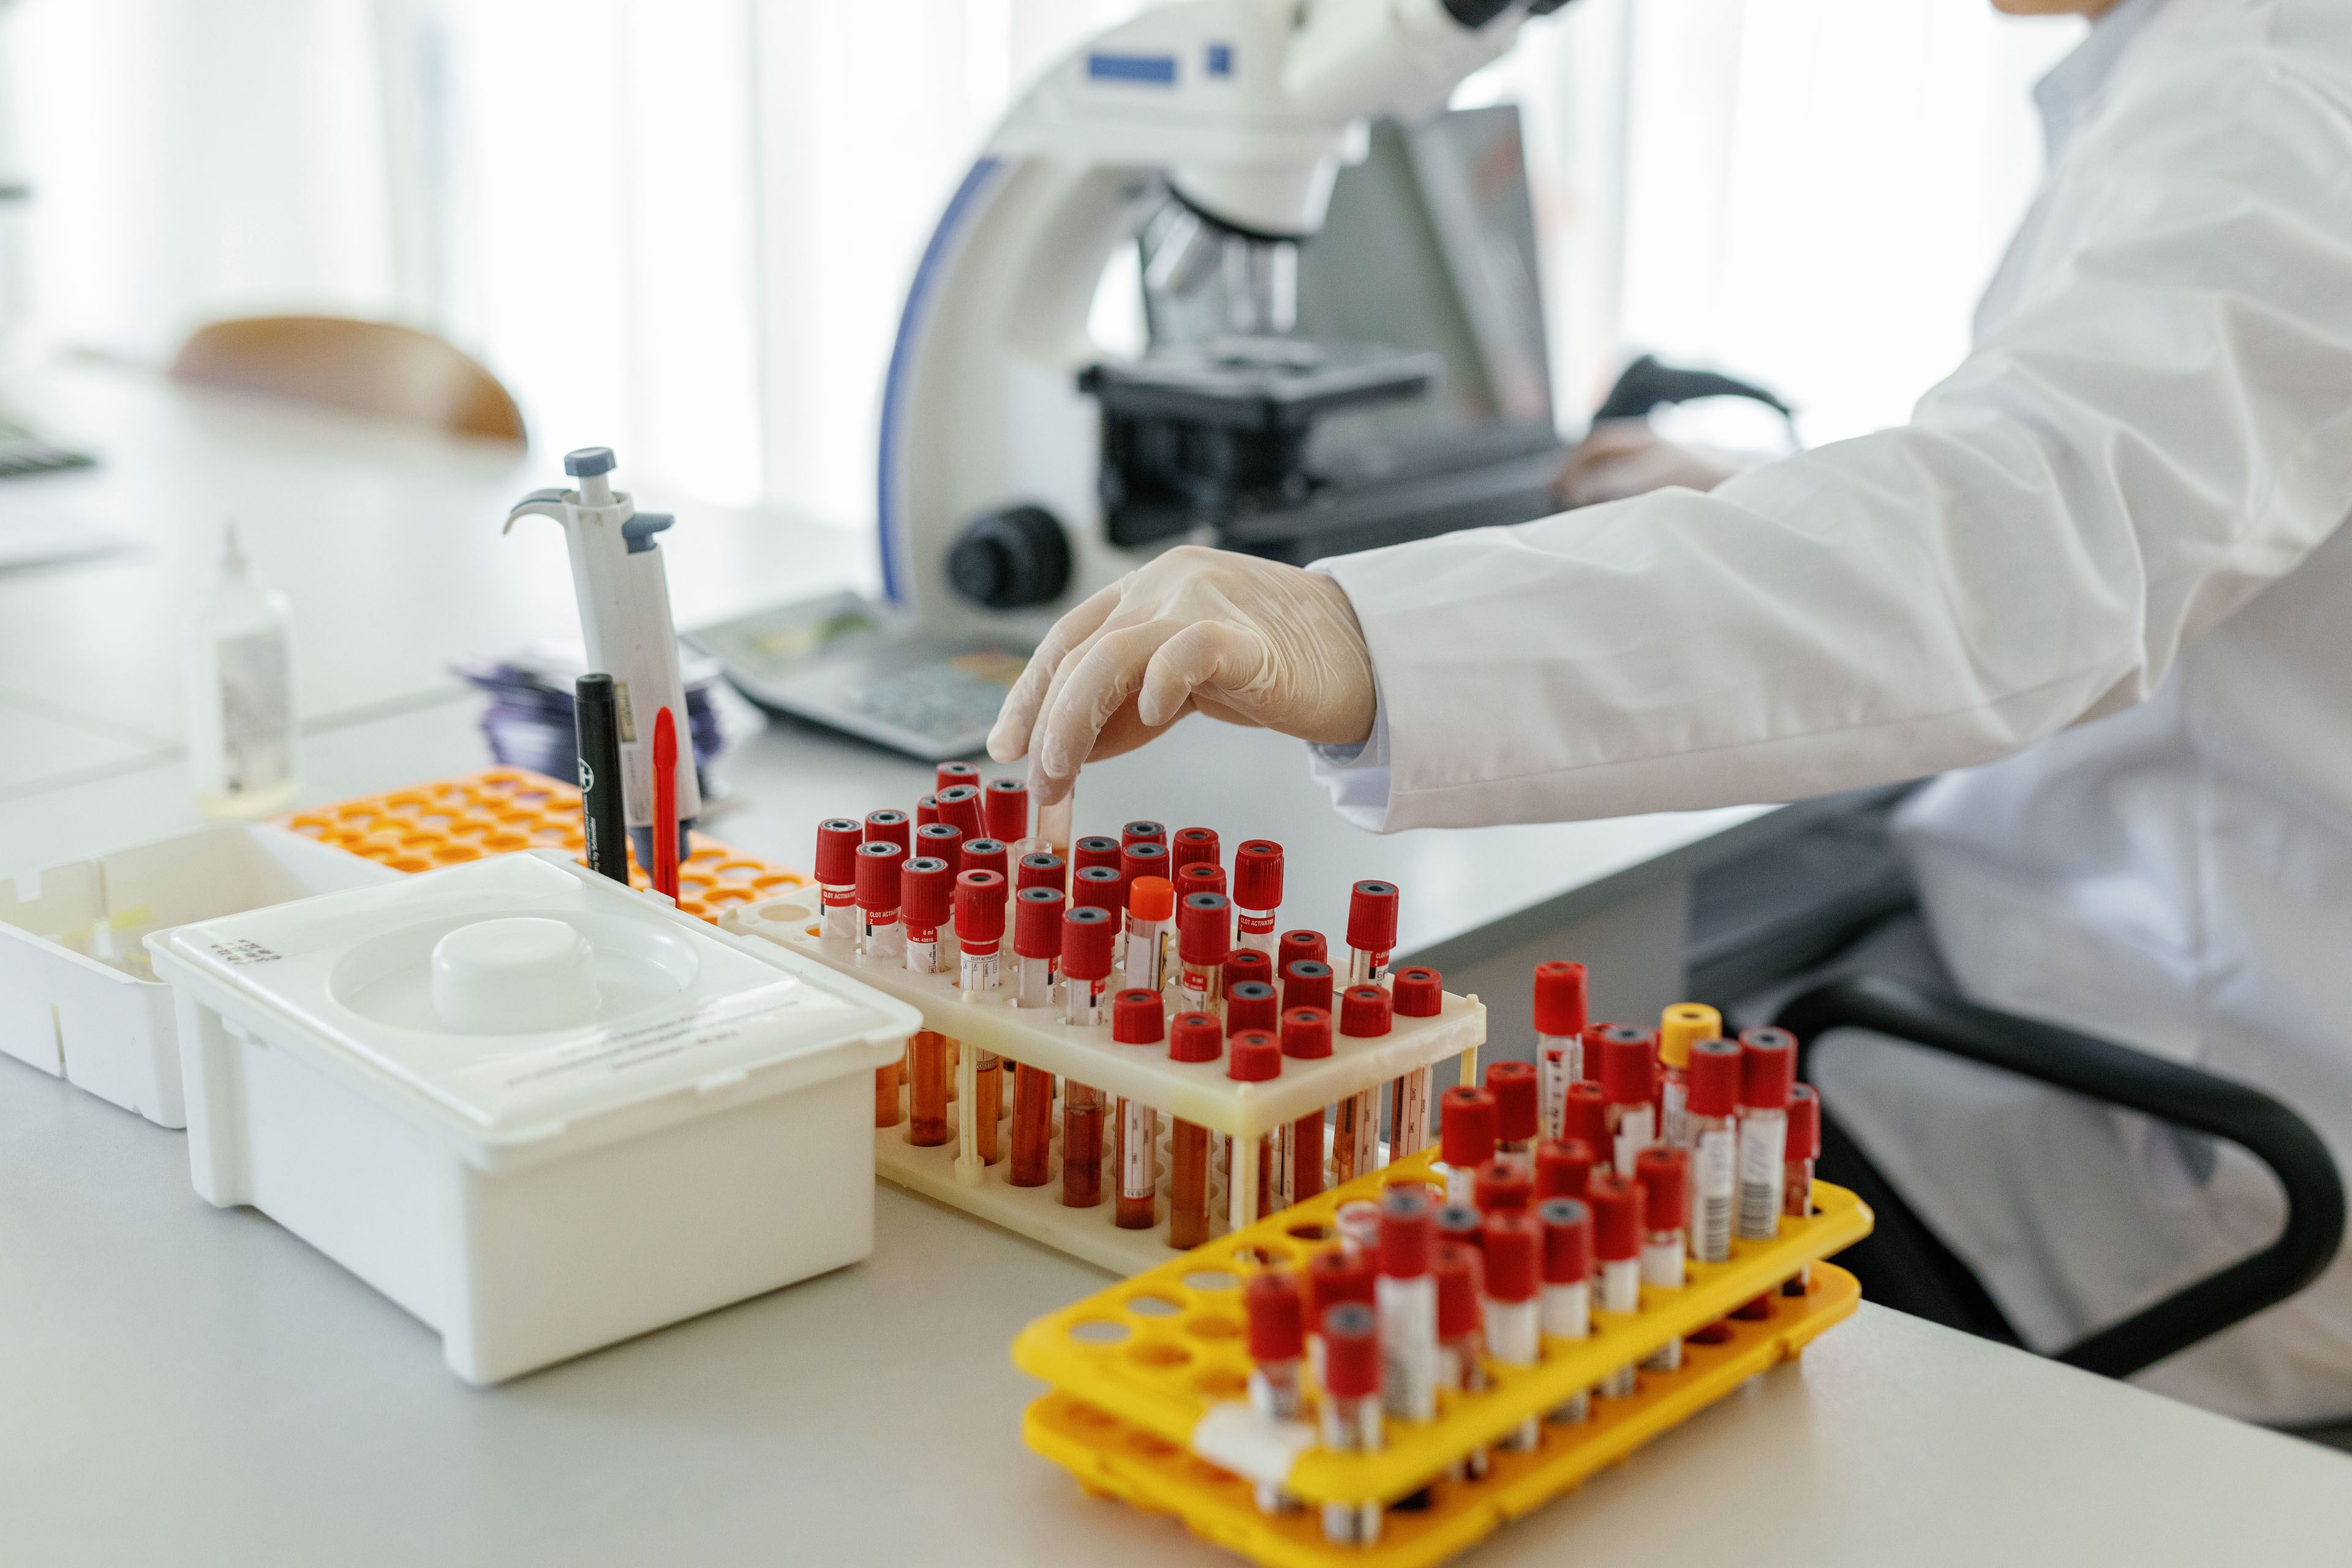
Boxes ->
[1313,46,2352,834]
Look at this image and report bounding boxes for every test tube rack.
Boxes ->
[1011,1147,1873,1568]
[721,883,1486,1276]
[279,767,810,924]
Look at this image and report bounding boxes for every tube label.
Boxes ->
[1178,965,1212,1012]
[1695,1126,1736,1263]
[861,910,904,962]
[1236,908,1276,954]
[1661,1077,1690,1150]
[1537,1038,1575,1140]
[903,927,939,976]
[1065,976,1109,1029]
[960,947,1000,995]
[1640,1234,1684,1289]
[820,887,856,942]
[1122,1100,1155,1202]
[1611,1102,1655,1177]
[1016,954,1054,1009]
[1737,1110,1789,1240]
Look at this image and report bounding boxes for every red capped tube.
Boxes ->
[1169,1011,1223,1063]
[1016,851,1065,892]
[815,818,861,941]
[901,855,953,935]
[1061,905,1115,980]
[1788,1082,1822,1162]
[863,809,911,853]
[1588,1170,1645,1263]
[1223,948,1273,994]
[1437,1203,1483,1250]
[1345,880,1399,983]
[1482,1212,1539,1302]
[1338,984,1391,1038]
[934,783,984,839]
[1225,981,1279,1036]
[1280,1006,1332,1060]
[1487,1060,1539,1148]
[1688,1037,1744,1118]
[1278,929,1327,968]
[1119,839,1170,895]
[914,794,939,827]
[1178,891,1231,965]
[1072,862,1123,917]
[1228,1030,1282,1082]
[954,870,1005,944]
[1634,1145,1690,1233]
[983,775,1028,843]
[1113,988,1165,1045]
[1073,835,1121,875]
[1014,886,1065,959]
[1378,1186,1434,1279]
[1175,862,1226,900]
[1233,840,1283,939]
[1533,961,1588,1038]
[935,760,981,796]
[1246,1270,1304,1363]
[1536,1137,1599,1200]
[959,836,1009,886]
[1475,1158,1533,1214]
[1439,1086,1499,1170]
[1564,1080,1610,1150]
[1306,1245,1376,1324]
[1740,1027,1796,1110]
[1538,1197,1593,1284]
[1282,958,1334,1015]
[1170,826,1219,872]
[914,820,963,862]
[1594,1025,1655,1105]
[854,839,904,910]
[1321,1301,1380,1397]
[1391,965,1442,1017]
[1436,1242,1482,1340]
[1120,820,1167,848]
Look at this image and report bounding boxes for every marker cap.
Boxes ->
[1061,905,1115,980]
[1594,1024,1656,1105]
[854,840,905,908]
[1687,1038,1744,1118]
[814,819,861,884]
[1177,891,1231,963]
[935,784,984,839]
[1436,1243,1482,1338]
[1280,1006,1332,1060]
[1119,842,1169,897]
[1482,1211,1540,1302]
[1474,1157,1532,1215]
[1338,984,1392,1038]
[1487,1060,1539,1144]
[1532,960,1588,1038]
[984,776,1028,843]
[1306,1244,1376,1318]
[1016,851,1065,892]
[1321,1302,1380,1397]
[934,760,981,795]
[1391,965,1442,1018]
[915,821,963,861]
[901,856,952,926]
[1787,1082,1822,1161]
[959,837,1009,884]
[1634,1145,1690,1231]
[1234,840,1283,910]
[1113,988,1165,1045]
[1740,1027,1797,1110]
[1346,880,1399,953]
[1120,820,1167,846]
[1535,1137,1597,1200]
[1227,1030,1281,1082]
[1223,949,1273,994]
[914,794,939,827]
[1170,826,1219,872]
[1072,864,1123,916]
[1537,1197,1593,1284]
[1657,1001,1722,1071]
[1225,981,1278,1036]
[1278,930,1327,967]
[1588,1170,1645,1262]
[1128,873,1175,923]
[1175,862,1226,900]
[1246,1269,1304,1362]
[1281,959,1333,1015]
[1439,1086,1498,1169]
[1072,835,1121,875]
[1564,1080,1610,1150]
[953,870,1005,942]
[863,809,911,853]
[1014,886,1065,958]
[1378,1186,1434,1279]
[1169,1011,1223,1063]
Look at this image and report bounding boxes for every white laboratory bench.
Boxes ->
[10,361,2345,1564]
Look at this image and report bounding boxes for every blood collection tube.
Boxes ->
[1112,990,1164,1230]
[1279,1007,1332,1206]
[1073,834,1121,875]
[1120,848,1172,981]
[864,807,911,854]
[914,820,963,871]
[1437,1202,1483,1253]
[1232,839,1283,956]
[1120,819,1167,849]
[1167,1012,1221,1248]
[908,1029,951,1147]
[1225,980,1279,1036]
[1737,1027,1796,1241]
[1488,1060,1539,1158]
[1783,1082,1822,1297]
[1391,966,1441,1018]
[854,840,906,962]
[1245,1271,1306,1515]
[1061,1082,1104,1208]
[1375,1187,1439,1422]
[1336,1200,1382,1257]
[934,783,984,840]
[1686,1038,1743,1264]
[900,855,952,976]
[1011,1063,1054,1185]
[1474,1157,1532,1214]
[1536,1197,1593,1425]
[1657,1001,1721,1151]
[1336,984,1390,1182]
[935,760,981,796]
[1434,1242,1489,1481]
[1016,851,1065,892]
[959,836,1010,886]
[1588,1169,1645,1398]
[1318,1302,1384,1547]
[874,1055,902,1128]
[1012,886,1064,1008]
[914,794,939,827]
[1170,825,1219,872]
[814,818,861,941]
[1072,861,1122,926]
[954,870,1005,993]
[1483,1211,1542,1450]
[1278,929,1327,971]
[1226,1031,1281,1228]
[1061,905,1115,1027]
[1594,1023,1659,1177]
[1224,946,1273,997]
[984,775,1028,844]
[1436,1085,1498,1208]
[1281,958,1333,1016]
[1634,1146,1689,1371]
[1303,1243,1375,1384]
[1532,961,1588,1140]
[1175,891,1229,1011]
[1564,1079,1610,1155]
[974,1046,1003,1165]
[1345,880,1398,987]
[1535,1136,1599,1201]
[1175,862,1225,903]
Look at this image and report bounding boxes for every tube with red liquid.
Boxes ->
[1112,990,1164,1230]
[1278,1006,1332,1206]
[1233,839,1283,957]
[1166,1011,1221,1248]
[1336,984,1390,1182]
[1226,1031,1281,1228]
[908,1029,952,1148]
[814,818,861,941]
[1061,1083,1103,1209]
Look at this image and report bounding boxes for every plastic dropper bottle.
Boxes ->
[187,522,298,818]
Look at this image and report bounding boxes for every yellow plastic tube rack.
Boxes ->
[720,883,1486,1275]
[1011,1147,1874,1568]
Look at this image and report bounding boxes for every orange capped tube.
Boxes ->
[1124,868,1173,992]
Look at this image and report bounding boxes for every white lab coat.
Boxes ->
[1309,0,2352,1423]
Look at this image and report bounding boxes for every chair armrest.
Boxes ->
[1774,974,2345,1379]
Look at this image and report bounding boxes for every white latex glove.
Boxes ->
[1552,418,1744,510]
[986,545,1378,806]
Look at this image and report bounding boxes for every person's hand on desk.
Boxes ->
[1552,418,1744,510]
[986,546,1376,806]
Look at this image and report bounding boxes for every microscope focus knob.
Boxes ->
[948,504,1072,609]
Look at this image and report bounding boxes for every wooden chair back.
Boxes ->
[170,315,526,443]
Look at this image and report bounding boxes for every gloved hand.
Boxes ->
[1552,418,1743,509]
[986,545,1378,805]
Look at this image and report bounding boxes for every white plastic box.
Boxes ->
[1,824,399,1126]
[148,851,919,1384]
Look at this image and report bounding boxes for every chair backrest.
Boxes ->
[169,315,526,444]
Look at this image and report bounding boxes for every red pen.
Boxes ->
[650,706,680,899]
